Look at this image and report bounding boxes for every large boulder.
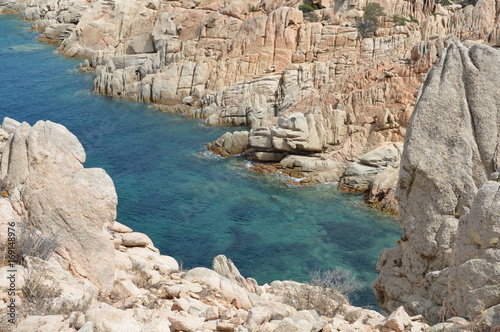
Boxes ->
[249,106,348,158]
[85,303,142,332]
[340,142,403,192]
[184,267,260,309]
[206,131,249,156]
[374,42,500,323]
[1,120,117,290]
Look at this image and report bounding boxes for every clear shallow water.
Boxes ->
[0,15,401,308]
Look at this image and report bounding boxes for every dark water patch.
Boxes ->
[320,221,377,251]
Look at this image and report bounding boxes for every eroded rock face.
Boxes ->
[1,120,117,289]
[206,131,249,156]
[2,117,495,330]
[365,167,399,214]
[6,0,500,196]
[374,42,500,322]
[447,181,500,318]
[341,142,403,192]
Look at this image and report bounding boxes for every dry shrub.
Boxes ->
[129,261,152,290]
[21,264,62,316]
[309,269,362,297]
[283,268,362,317]
[0,221,60,328]
[21,261,94,319]
[16,221,58,266]
[2,219,59,267]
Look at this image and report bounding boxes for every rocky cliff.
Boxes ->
[1,1,500,329]
[1,123,498,330]
[4,0,500,203]
[0,117,454,332]
[374,42,500,326]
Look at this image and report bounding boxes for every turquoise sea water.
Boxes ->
[0,15,401,308]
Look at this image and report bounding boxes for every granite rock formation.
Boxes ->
[2,0,500,328]
[0,117,458,332]
[4,0,500,197]
[340,142,403,192]
[1,119,117,290]
[374,42,500,325]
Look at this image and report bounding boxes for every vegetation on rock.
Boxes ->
[283,268,361,317]
[15,220,58,266]
[392,14,419,26]
[299,0,321,22]
[357,2,386,38]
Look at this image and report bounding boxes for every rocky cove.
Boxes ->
[0,1,499,332]
[3,0,500,213]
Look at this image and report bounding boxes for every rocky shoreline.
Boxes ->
[0,118,423,331]
[1,0,500,331]
[0,116,496,332]
[4,0,500,213]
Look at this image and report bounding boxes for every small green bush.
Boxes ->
[357,20,377,38]
[299,1,321,22]
[392,14,419,26]
[363,2,386,21]
[304,12,320,22]
[357,2,386,38]
[298,3,319,13]
[392,14,408,26]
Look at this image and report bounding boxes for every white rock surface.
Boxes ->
[374,42,500,323]
[1,120,116,290]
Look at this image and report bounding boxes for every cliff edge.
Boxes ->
[0,118,431,331]
[4,0,500,201]
[374,42,500,326]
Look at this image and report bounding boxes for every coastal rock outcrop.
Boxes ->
[205,131,249,156]
[365,167,399,214]
[2,116,474,331]
[248,106,348,158]
[1,119,117,289]
[340,142,403,192]
[374,42,500,324]
[5,0,500,203]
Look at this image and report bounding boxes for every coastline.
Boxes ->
[1,1,500,330]
[0,12,401,309]
[3,0,500,213]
